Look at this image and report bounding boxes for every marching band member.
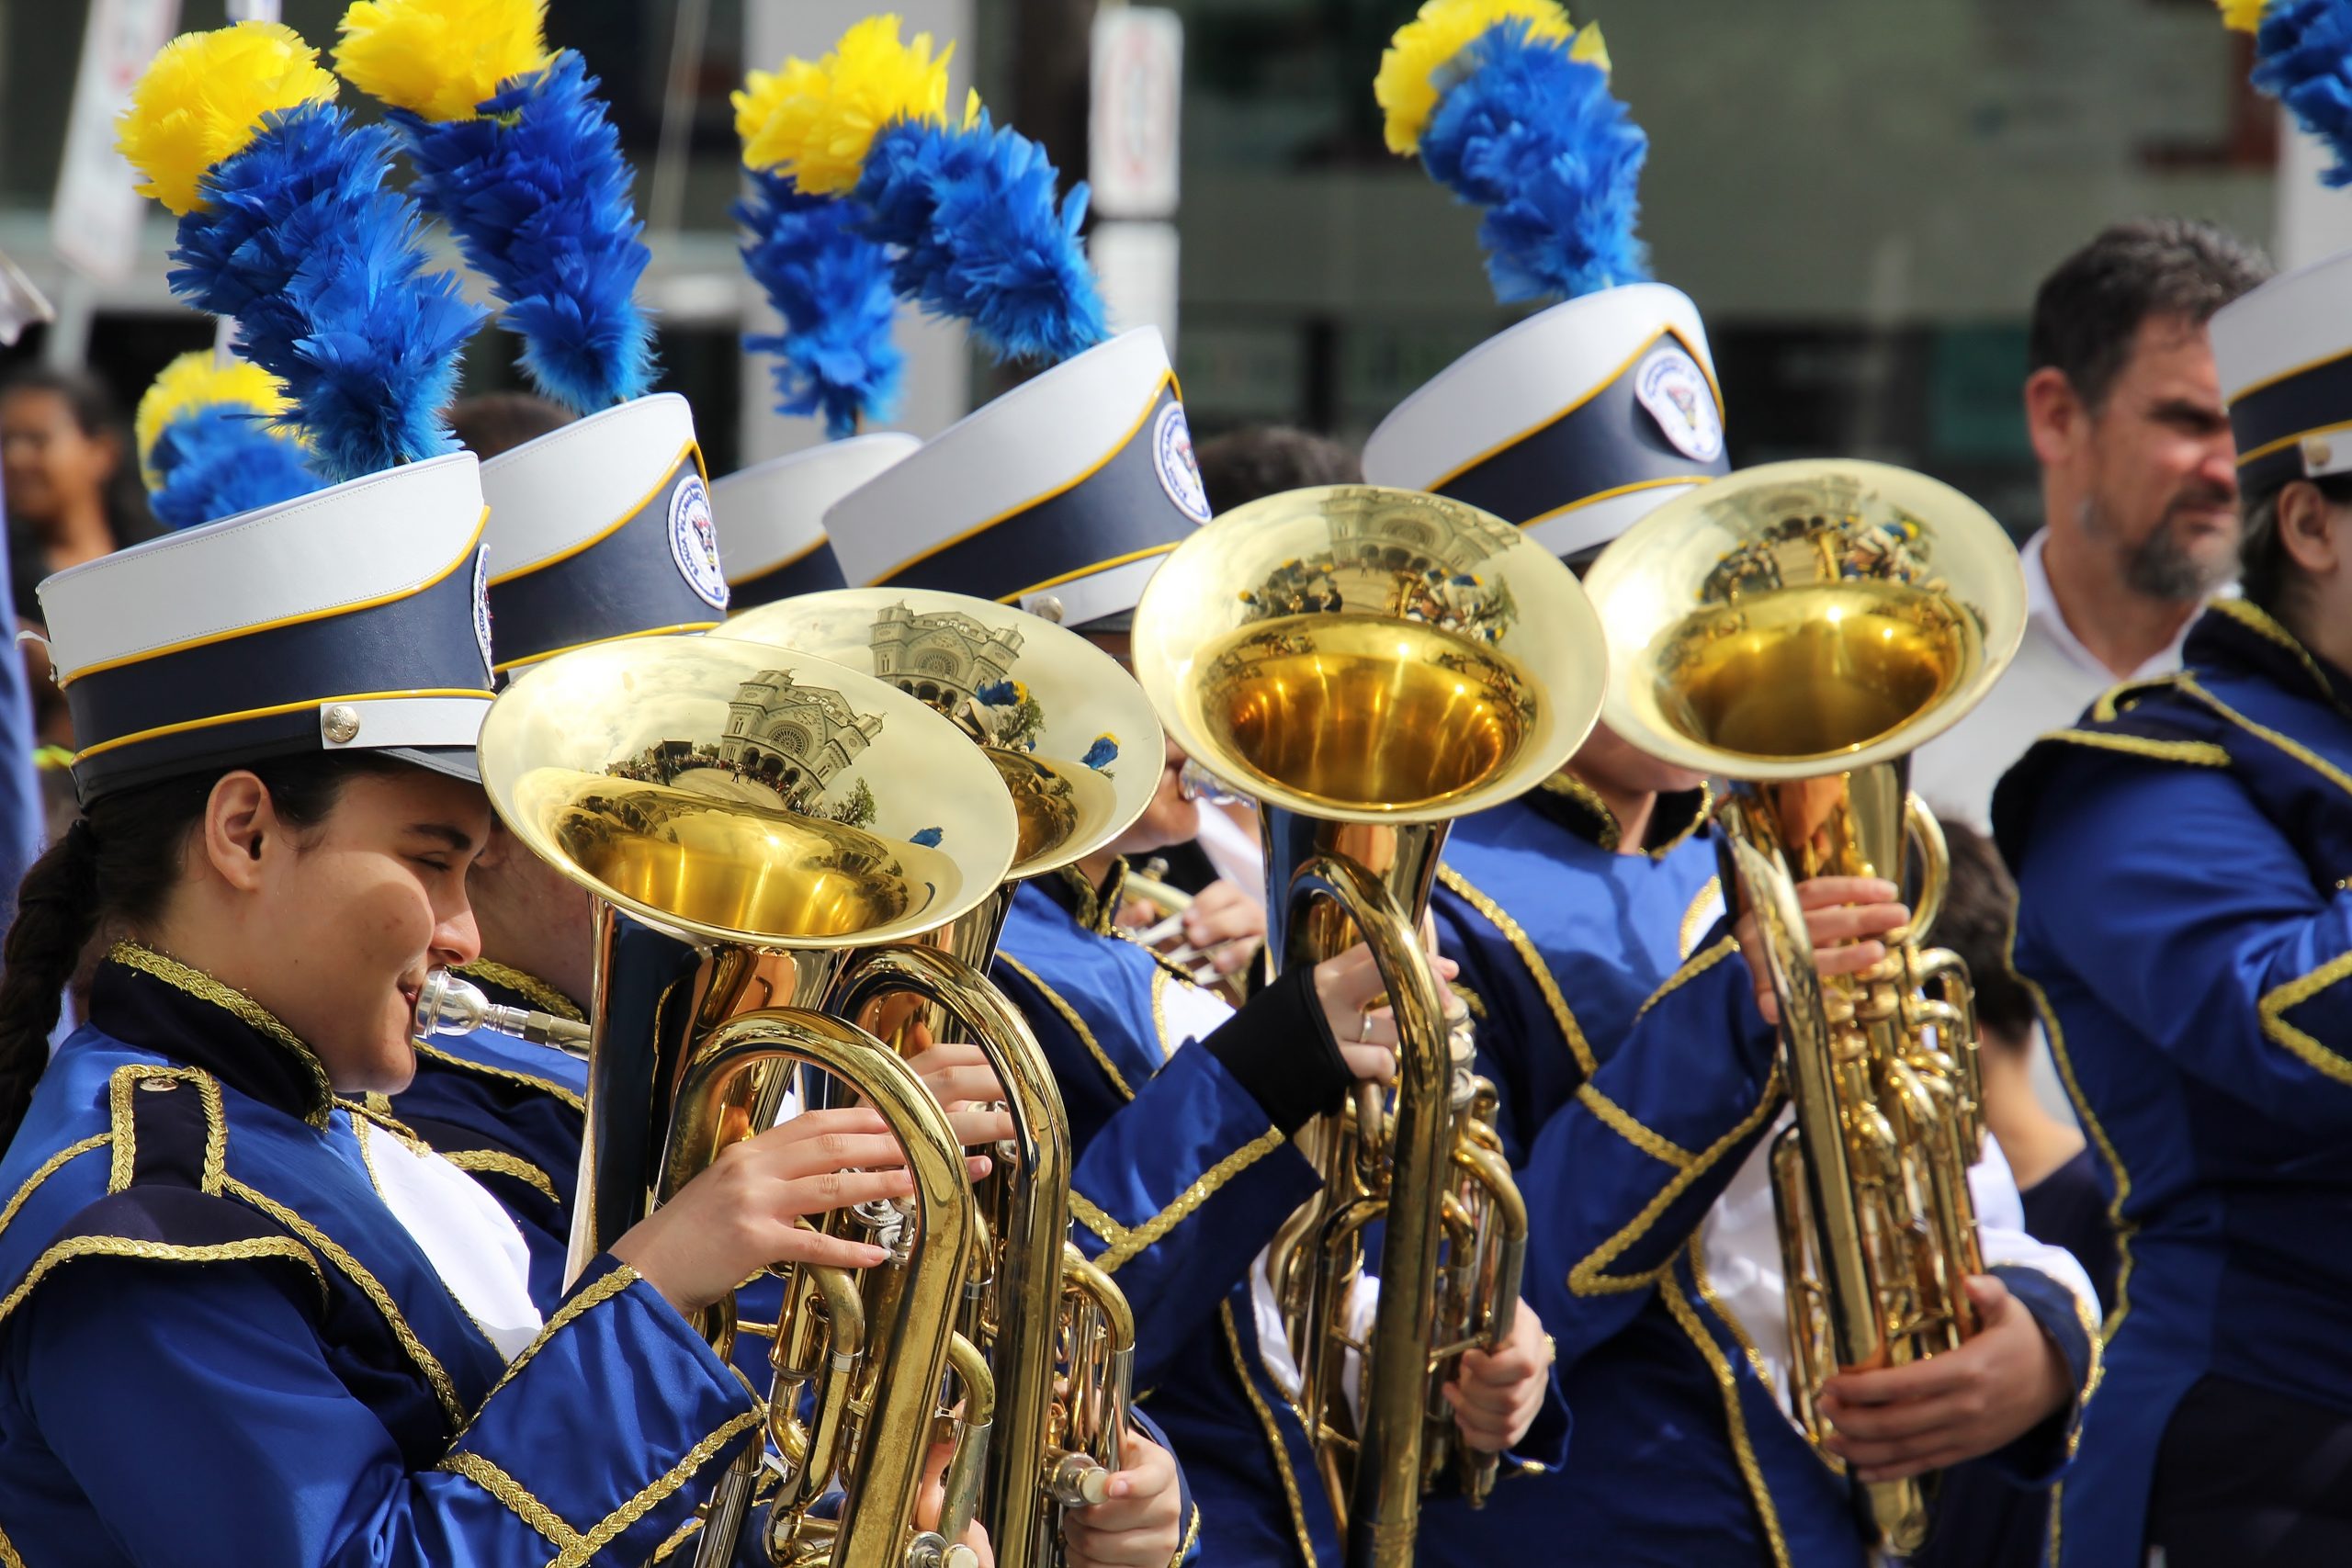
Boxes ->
[1360,6,2100,1561]
[1994,245,2352,1566]
[0,24,933,1558]
[771,18,1566,1554]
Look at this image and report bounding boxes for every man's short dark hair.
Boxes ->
[1193,425,1363,514]
[445,391,574,461]
[2028,219,2272,412]
[1934,816,2036,1046]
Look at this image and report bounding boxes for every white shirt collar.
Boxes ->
[2019,528,2209,685]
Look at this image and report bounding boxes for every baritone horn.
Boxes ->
[728,588,1170,1568]
[1581,458,2027,1553]
[476,634,1024,1568]
[1132,484,1607,1568]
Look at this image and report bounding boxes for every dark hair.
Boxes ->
[2028,219,2272,413]
[1193,426,1363,514]
[0,367,160,550]
[1932,816,2034,1046]
[2238,472,2352,619]
[0,752,404,1146]
[444,392,575,462]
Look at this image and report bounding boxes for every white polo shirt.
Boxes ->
[1910,529,2200,833]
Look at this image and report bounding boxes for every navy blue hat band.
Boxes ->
[870,378,1196,604]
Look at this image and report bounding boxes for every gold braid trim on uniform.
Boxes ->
[1169,1501,1202,1566]
[555,1408,763,1568]
[412,1042,586,1114]
[107,1065,226,1194]
[455,959,586,1022]
[1216,1301,1319,1568]
[223,1176,467,1427]
[1435,864,1696,1167]
[1679,876,1723,961]
[440,1450,585,1551]
[1687,1226,1782,1404]
[0,1518,24,1568]
[460,1264,641,1438]
[339,1095,429,1149]
[1566,1065,1784,1297]
[107,942,334,1126]
[442,1148,560,1201]
[1057,860,1129,937]
[0,1135,107,1235]
[1069,1190,1125,1246]
[2034,730,2231,768]
[1634,935,1738,1021]
[997,954,1136,1101]
[0,1234,324,1327]
[2180,672,2352,798]
[1081,1126,1287,1273]
[1660,1247,1792,1568]
[2209,597,2352,715]
[1536,771,1623,852]
[2258,950,2352,1086]
[650,1450,781,1562]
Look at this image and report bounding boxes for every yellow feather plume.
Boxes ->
[1374,0,1578,156]
[115,21,340,217]
[732,15,956,194]
[2217,0,2270,32]
[334,0,551,122]
[134,353,294,489]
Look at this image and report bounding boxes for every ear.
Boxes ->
[201,771,279,893]
[2276,479,2343,581]
[2023,367,2084,468]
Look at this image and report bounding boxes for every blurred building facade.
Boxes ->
[0,0,2331,533]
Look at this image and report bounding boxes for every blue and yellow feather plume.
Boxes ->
[2230,0,2352,186]
[735,170,903,439]
[116,21,486,484]
[334,0,655,414]
[736,15,1106,368]
[1377,0,1645,304]
[136,354,322,530]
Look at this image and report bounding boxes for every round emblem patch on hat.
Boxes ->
[1153,403,1213,523]
[1634,346,1724,464]
[667,472,729,610]
[470,544,494,675]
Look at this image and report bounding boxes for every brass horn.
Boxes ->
[1131,484,1607,1568]
[1581,458,2027,1552]
[727,588,1167,1568]
[477,633,1023,1568]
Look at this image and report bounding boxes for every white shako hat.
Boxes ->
[1362,282,1727,561]
[41,454,494,804]
[2211,247,2352,496]
[476,393,731,675]
[713,432,920,612]
[821,328,1213,631]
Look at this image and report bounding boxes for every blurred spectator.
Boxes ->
[1193,424,1362,517]
[446,390,572,461]
[1,367,157,622]
[1909,816,2118,1568]
[0,469,43,937]
[1914,220,2272,830]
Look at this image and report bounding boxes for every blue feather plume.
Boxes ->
[147,406,322,530]
[2255,0,2352,186]
[855,111,1106,367]
[1417,20,1648,303]
[390,51,655,412]
[166,101,485,481]
[737,169,902,438]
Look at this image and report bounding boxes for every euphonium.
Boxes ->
[1581,458,2026,1552]
[475,633,1027,1568]
[1131,484,1607,1568]
[727,589,1167,1568]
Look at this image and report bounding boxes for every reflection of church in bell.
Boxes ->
[720,671,883,811]
[1332,491,1510,578]
[868,602,1023,712]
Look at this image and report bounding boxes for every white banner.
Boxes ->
[51,0,182,285]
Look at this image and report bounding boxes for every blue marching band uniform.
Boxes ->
[43,0,2352,1562]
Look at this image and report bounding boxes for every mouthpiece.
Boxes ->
[412,971,593,1057]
